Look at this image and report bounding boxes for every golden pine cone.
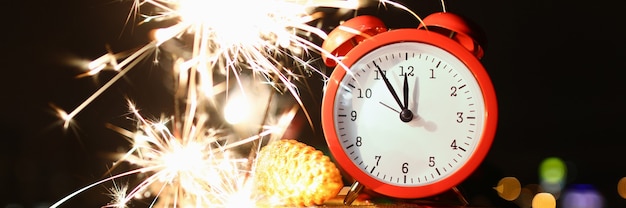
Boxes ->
[253,139,343,207]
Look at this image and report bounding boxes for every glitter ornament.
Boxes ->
[254,139,344,206]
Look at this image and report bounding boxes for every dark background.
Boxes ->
[1,0,625,207]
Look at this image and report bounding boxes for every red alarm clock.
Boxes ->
[320,12,497,204]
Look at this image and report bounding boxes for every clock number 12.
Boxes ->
[399,66,415,76]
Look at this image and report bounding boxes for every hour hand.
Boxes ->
[400,73,413,122]
[403,73,409,110]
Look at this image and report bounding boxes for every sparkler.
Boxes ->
[51,101,289,208]
[50,0,428,207]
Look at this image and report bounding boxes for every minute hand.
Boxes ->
[374,61,404,110]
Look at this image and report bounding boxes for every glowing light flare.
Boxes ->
[151,23,191,45]
[532,193,556,208]
[119,119,265,206]
[494,177,521,201]
[224,182,257,207]
[539,157,567,184]
[618,177,626,198]
[110,101,294,207]
[512,183,541,208]
[50,104,72,129]
[224,93,252,124]
[161,141,206,173]
[177,0,286,47]
[78,47,140,78]
[561,184,604,208]
[222,75,275,138]
[539,157,567,196]
[51,96,296,207]
[104,181,130,208]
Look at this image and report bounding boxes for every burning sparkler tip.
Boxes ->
[48,103,73,129]
[104,180,130,208]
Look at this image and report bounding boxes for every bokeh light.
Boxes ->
[224,93,252,124]
[539,157,566,184]
[618,177,626,199]
[514,184,542,208]
[531,192,556,208]
[560,184,604,208]
[495,177,521,201]
[539,157,566,195]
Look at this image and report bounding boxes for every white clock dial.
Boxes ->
[332,42,486,186]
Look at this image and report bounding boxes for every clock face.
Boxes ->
[322,29,497,198]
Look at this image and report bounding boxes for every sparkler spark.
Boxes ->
[51,101,283,208]
[50,0,428,207]
[56,0,364,128]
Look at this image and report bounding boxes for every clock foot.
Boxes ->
[402,186,470,206]
[343,181,365,205]
[451,186,470,206]
[338,184,470,206]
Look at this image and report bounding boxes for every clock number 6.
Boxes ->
[402,162,409,174]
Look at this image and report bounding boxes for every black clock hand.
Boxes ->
[403,73,409,110]
[374,61,413,122]
[374,61,404,110]
[379,101,400,113]
[400,73,414,122]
